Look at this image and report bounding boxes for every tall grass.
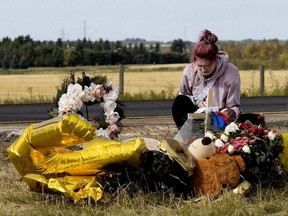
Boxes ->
[241,70,288,97]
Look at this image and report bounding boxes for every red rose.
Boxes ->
[240,123,250,130]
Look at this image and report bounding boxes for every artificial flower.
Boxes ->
[96,128,109,137]
[205,131,215,139]
[268,131,276,140]
[213,118,284,180]
[220,133,229,142]
[94,84,106,101]
[57,78,123,140]
[224,122,239,135]
[228,144,234,154]
[215,139,224,148]
[102,100,117,115]
[105,112,120,125]
[82,85,96,102]
[103,89,118,102]
[242,145,251,154]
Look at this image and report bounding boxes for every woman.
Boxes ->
[172,29,241,128]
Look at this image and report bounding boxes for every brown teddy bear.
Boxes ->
[188,137,246,198]
[191,153,245,198]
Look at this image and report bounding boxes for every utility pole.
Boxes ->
[83,20,87,39]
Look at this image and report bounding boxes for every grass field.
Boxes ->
[0,64,287,103]
[1,121,288,215]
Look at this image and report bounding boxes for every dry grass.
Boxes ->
[1,121,288,215]
[0,65,287,103]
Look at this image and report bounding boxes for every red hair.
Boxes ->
[191,29,219,62]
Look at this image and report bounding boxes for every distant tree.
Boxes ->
[44,53,53,66]
[258,40,269,60]
[155,43,160,52]
[10,54,19,69]
[171,39,186,53]
[242,43,258,59]
[2,53,10,69]
[94,39,107,51]
[283,40,288,61]
[103,40,111,51]
[75,39,84,65]
[220,41,241,59]
[52,47,64,67]
[19,56,28,69]
[33,44,54,66]
[269,39,280,59]
[64,47,78,66]
[56,38,63,47]
[84,49,96,65]
[132,42,147,64]
[1,35,288,68]
[113,40,122,51]
[21,42,35,66]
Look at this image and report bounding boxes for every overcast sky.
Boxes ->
[1,0,288,42]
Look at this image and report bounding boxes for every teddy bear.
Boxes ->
[188,137,246,198]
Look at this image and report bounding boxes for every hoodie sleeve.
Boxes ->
[224,64,242,118]
[179,64,194,95]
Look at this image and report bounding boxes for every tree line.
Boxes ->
[1,35,288,70]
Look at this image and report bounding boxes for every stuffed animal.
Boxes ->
[188,137,215,160]
[191,153,245,198]
[188,137,246,198]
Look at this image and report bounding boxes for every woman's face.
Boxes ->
[195,57,217,77]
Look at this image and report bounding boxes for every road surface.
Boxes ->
[0,96,287,123]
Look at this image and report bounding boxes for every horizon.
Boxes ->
[1,35,285,44]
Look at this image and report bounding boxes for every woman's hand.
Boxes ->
[197,101,206,108]
[221,108,236,121]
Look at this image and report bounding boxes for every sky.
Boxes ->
[1,0,288,42]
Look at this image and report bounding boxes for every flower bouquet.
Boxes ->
[207,114,284,184]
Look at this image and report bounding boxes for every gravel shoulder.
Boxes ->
[1,114,287,144]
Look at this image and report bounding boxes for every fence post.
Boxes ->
[119,64,124,95]
[259,65,265,95]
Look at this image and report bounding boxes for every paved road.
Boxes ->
[0,96,287,122]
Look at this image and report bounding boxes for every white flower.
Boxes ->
[268,131,276,140]
[67,83,85,98]
[105,80,113,87]
[224,122,239,135]
[205,131,215,140]
[82,85,96,102]
[58,93,83,115]
[104,91,118,102]
[96,128,109,138]
[103,82,119,101]
[103,100,117,114]
[215,139,224,148]
[105,112,120,124]
[242,145,251,154]
[228,144,234,154]
[220,134,229,142]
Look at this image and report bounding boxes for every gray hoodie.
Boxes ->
[179,51,241,118]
